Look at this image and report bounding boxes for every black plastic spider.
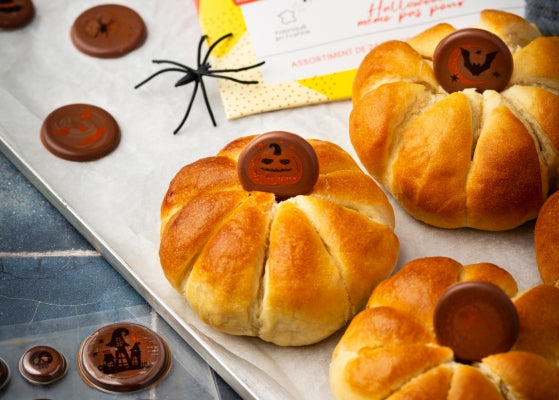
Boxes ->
[135,33,265,134]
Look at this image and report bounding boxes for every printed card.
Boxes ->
[193,0,524,119]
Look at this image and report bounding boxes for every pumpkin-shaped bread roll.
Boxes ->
[159,133,399,346]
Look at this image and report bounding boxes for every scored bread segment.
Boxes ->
[159,135,399,346]
[330,256,559,400]
[349,9,559,230]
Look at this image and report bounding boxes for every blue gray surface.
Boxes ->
[0,150,241,399]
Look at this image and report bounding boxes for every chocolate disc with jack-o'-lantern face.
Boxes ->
[433,28,513,93]
[237,131,319,199]
[40,103,120,161]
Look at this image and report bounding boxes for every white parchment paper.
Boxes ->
[0,1,539,400]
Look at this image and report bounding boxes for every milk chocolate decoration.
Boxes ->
[77,322,172,393]
[0,357,10,390]
[237,131,320,199]
[433,281,519,362]
[40,104,120,161]
[0,0,34,29]
[433,28,513,93]
[18,345,68,385]
[70,4,146,58]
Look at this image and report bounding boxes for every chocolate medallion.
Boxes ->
[237,131,319,199]
[433,28,513,93]
[77,322,172,393]
[433,281,519,362]
[70,4,146,58]
[40,103,120,161]
[18,345,68,385]
[0,357,10,390]
[0,0,34,29]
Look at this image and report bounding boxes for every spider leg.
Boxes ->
[198,78,217,127]
[174,80,200,134]
[134,67,189,89]
[202,33,233,65]
[197,35,207,67]
[209,60,265,74]
[203,73,259,85]
[152,59,191,70]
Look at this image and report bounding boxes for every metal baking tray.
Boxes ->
[0,2,536,399]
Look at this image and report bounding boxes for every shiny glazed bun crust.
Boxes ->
[330,257,559,400]
[350,9,559,231]
[159,135,400,346]
[535,190,559,287]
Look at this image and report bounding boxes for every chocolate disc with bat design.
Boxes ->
[433,28,513,93]
[238,131,319,199]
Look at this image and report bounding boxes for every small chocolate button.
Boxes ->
[0,0,34,30]
[0,357,10,390]
[18,346,68,385]
[77,322,172,393]
[433,28,513,93]
[237,131,319,199]
[40,103,120,161]
[434,281,519,362]
[70,4,147,58]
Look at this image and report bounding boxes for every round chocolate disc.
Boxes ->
[433,281,519,362]
[40,103,120,161]
[433,28,513,93]
[18,345,68,385]
[0,0,34,30]
[77,322,172,393]
[70,4,146,58]
[0,357,10,390]
[237,131,319,199]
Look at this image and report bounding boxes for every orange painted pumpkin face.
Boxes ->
[237,131,319,199]
[248,142,304,185]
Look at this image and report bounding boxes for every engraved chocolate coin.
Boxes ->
[40,103,120,161]
[77,322,172,393]
[433,28,513,93]
[70,4,146,58]
[237,131,319,199]
[433,281,519,362]
[0,357,10,390]
[0,0,34,29]
[18,345,68,385]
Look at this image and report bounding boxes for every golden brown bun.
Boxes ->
[535,191,559,287]
[330,257,559,399]
[350,9,559,230]
[159,135,399,346]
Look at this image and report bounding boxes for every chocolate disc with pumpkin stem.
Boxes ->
[433,281,519,362]
[40,103,120,161]
[237,131,319,199]
[0,0,34,29]
[433,28,513,93]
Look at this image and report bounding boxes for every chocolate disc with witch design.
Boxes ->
[433,28,513,93]
[77,322,172,393]
[237,131,319,199]
[40,103,120,161]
